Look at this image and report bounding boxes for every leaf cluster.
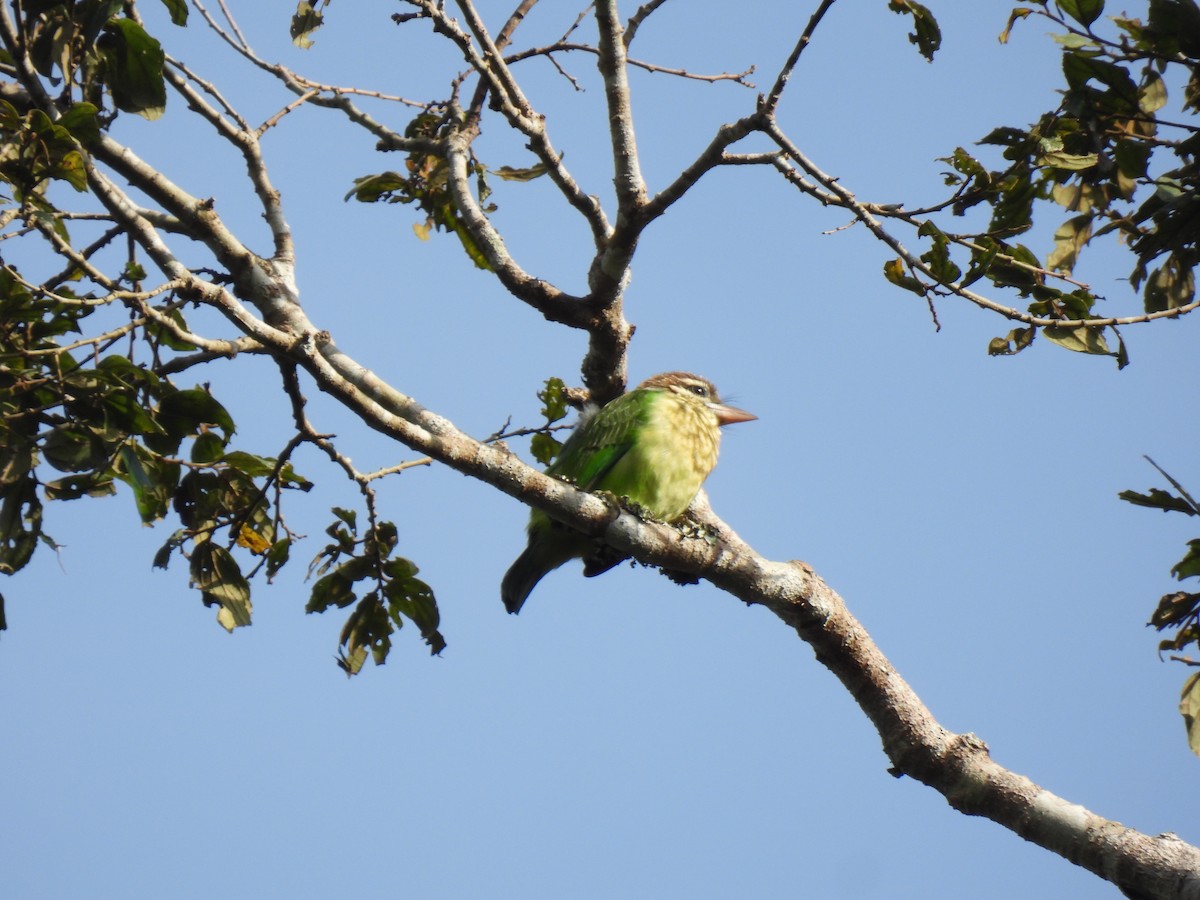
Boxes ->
[888,0,942,63]
[0,262,326,634]
[1120,460,1200,753]
[529,376,568,466]
[15,0,178,120]
[346,111,495,271]
[0,99,97,202]
[305,507,445,676]
[883,1,1200,366]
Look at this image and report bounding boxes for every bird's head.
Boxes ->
[638,372,757,426]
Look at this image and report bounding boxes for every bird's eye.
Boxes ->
[688,384,708,397]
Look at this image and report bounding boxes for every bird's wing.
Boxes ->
[549,389,650,490]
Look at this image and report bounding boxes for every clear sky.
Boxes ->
[3,2,1197,898]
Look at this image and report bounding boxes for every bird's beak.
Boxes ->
[710,402,757,426]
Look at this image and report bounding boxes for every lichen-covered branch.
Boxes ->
[3,1,1198,892]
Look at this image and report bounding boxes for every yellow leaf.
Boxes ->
[490,162,549,182]
[236,524,270,555]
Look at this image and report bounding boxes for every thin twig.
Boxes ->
[763,0,838,115]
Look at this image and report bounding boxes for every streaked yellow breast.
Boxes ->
[600,392,721,521]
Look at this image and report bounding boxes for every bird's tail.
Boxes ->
[501,546,549,615]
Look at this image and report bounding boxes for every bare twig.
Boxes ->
[763,0,838,115]
[504,41,756,86]
[624,0,669,46]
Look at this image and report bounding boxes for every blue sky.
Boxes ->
[3,2,1197,898]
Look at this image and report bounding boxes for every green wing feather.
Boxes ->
[500,390,654,614]
[549,389,652,490]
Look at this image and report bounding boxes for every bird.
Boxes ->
[501,371,756,614]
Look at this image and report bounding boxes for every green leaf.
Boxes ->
[1113,140,1152,181]
[989,175,1038,238]
[154,387,236,452]
[980,125,1031,148]
[1,108,92,193]
[1149,590,1200,630]
[1119,487,1199,516]
[43,473,117,500]
[0,475,41,575]
[78,1,126,47]
[190,540,253,631]
[530,432,562,467]
[1045,214,1094,274]
[349,171,412,204]
[982,243,1042,294]
[538,377,568,423]
[291,0,324,49]
[1051,32,1098,49]
[961,241,1000,288]
[1143,257,1196,313]
[152,530,187,570]
[158,0,189,26]
[887,0,942,61]
[307,570,357,613]
[941,146,988,182]
[97,19,167,120]
[57,102,101,144]
[383,558,446,655]
[1180,672,1200,757]
[220,450,277,478]
[446,211,493,272]
[1041,324,1111,355]
[987,326,1035,357]
[883,258,926,295]
[42,425,111,472]
[115,443,178,523]
[1138,70,1168,113]
[190,431,225,464]
[337,595,394,675]
[1056,0,1104,27]
[278,462,312,491]
[145,307,198,352]
[918,222,962,283]
[266,538,291,580]
[490,162,550,182]
[104,389,162,437]
[1172,540,1200,581]
[1038,148,1099,171]
[337,644,369,676]
[1114,329,1130,370]
[1062,52,1138,99]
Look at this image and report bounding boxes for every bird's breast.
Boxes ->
[605,400,720,521]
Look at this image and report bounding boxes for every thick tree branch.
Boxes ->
[6,5,1197,893]
[441,128,591,323]
[156,278,1200,896]
[593,0,647,216]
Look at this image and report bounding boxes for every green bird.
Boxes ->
[501,371,756,614]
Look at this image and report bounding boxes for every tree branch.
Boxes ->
[593,0,647,219]
[762,0,838,115]
[167,287,1200,896]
